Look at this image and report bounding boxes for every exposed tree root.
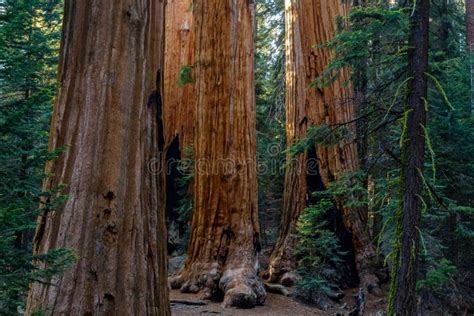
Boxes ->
[264,283,290,296]
[170,299,208,306]
[220,267,266,307]
[170,262,266,308]
[170,262,221,299]
[263,234,298,284]
[360,272,382,296]
[354,244,383,296]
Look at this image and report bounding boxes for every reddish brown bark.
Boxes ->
[162,0,195,253]
[25,1,170,315]
[170,0,266,308]
[264,0,308,282]
[163,0,195,150]
[266,0,380,292]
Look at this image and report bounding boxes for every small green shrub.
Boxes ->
[296,199,346,293]
[289,124,351,157]
[417,259,457,293]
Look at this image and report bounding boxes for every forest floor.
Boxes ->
[168,246,388,316]
[170,284,388,315]
[168,190,472,315]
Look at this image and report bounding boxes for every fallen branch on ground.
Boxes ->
[264,283,290,296]
[170,299,208,306]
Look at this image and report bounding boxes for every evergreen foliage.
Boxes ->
[0,0,473,313]
[296,199,346,294]
[0,1,75,314]
[317,0,474,312]
[255,0,286,246]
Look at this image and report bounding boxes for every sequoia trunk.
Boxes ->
[388,0,430,313]
[170,0,266,308]
[264,0,308,282]
[163,0,195,150]
[25,1,170,315]
[266,0,380,292]
[163,0,195,254]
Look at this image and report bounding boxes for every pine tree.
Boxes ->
[0,1,73,313]
[389,0,430,313]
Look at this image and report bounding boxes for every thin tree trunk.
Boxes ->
[266,0,380,292]
[439,0,449,55]
[467,0,474,113]
[468,0,474,51]
[388,0,430,313]
[26,1,170,315]
[353,0,369,176]
[170,0,266,308]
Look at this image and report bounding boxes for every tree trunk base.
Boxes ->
[220,267,266,307]
[355,247,382,295]
[170,262,220,298]
[263,236,382,297]
[170,262,266,308]
[359,272,382,295]
[263,234,297,284]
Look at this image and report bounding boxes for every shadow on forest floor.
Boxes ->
[169,286,388,316]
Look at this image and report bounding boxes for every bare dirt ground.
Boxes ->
[170,287,388,316]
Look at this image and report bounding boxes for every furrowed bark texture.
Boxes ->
[265,0,308,282]
[163,0,195,150]
[26,1,170,315]
[163,0,195,254]
[266,0,380,291]
[170,0,266,308]
[389,0,429,313]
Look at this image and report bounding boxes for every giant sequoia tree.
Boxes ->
[266,0,380,292]
[163,0,194,150]
[25,1,170,314]
[163,0,195,252]
[170,0,266,308]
